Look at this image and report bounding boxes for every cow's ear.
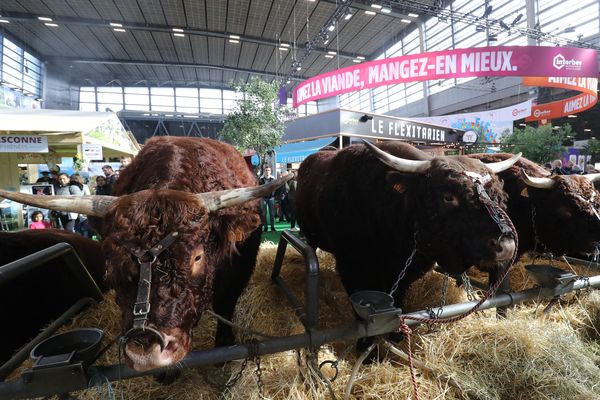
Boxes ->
[520,187,529,197]
[386,171,408,193]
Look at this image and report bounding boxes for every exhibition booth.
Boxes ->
[0,109,140,229]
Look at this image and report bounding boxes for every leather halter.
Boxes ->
[121,231,180,349]
[464,171,515,239]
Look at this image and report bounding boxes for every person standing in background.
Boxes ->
[101,165,117,194]
[29,210,51,229]
[93,176,111,195]
[287,171,298,229]
[258,166,276,232]
[55,173,82,232]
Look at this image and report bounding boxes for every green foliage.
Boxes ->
[582,138,600,163]
[500,124,570,164]
[220,77,294,167]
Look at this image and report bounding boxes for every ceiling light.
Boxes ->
[381,6,392,13]
[0,19,8,24]
[113,28,126,32]
[357,55,365,60]
[325,55,334,58]
[280,43,290,47]
[408,13,419,17]
[365,10,376,16]
[38,17,53,22]
[344,12,353,20]
[228,39,239,43]
[400,19,411,23]
[110,22,122,27]
[518,123,526,127]
[296,66,302,71]
[584,128,592,132]
[552,126,560,129]
[323,39,330,44]
[229,34,240,39]
[327,24,335,31]
[279,47,288,51]
[45,22,59,27]
[172,28,184,32]
[174,33,185,37]
[328,51,337,55]
[353,59,361,63]
[567,114,577,118]
[371,3,382,9]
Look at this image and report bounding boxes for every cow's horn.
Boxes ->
[0,190,117,217]
[484,152,522,174]
[197,172,296,212]
[362,139,431,174]
[521,170,556,189]
[583,173,600,183]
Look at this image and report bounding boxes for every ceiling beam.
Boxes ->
[47,57,305,82]
[1,11,363,60]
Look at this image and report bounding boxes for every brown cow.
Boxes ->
[470,153,600,256]
[0,137,292,371]
[296,141,520,313]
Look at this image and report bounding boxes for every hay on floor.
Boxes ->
[7,243,600,400]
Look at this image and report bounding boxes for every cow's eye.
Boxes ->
[194,255,202,262]
[443,193,457,204]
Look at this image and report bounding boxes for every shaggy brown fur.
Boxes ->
[296,141,514,312]
[91,137,263,369]
[471,153,600,256]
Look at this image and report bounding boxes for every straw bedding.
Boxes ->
[12,243,600,400]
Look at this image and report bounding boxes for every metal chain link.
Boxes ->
[436,273,449,318]
[389,230,418,297]
[223,358,249,390]
[461,272,475,301]
[254,353,266,400]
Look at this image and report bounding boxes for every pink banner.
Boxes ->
[293,46,599,107]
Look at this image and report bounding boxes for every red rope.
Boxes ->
[401,204,519,399]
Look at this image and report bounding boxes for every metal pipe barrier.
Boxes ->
[0,243,103,382]
[3,272,600,399]
[271,230,320,333]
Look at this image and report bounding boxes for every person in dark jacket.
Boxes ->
[258,166,276,231]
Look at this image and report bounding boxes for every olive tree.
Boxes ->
[500,124,569,164]
[220,77,294,171]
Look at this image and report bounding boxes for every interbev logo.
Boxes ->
[553,54,583,71]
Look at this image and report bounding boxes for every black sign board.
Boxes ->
[339,110,464,143]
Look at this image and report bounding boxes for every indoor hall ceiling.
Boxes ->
[0,0,434,90]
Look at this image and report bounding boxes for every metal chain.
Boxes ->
[389,230,418,297]
[461,272,476,301]
[590,242,600,267]
[436,273,449,318]
[254,352,266,400]
[530,207,543,255]
[223,358,249,390]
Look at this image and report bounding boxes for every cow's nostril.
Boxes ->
[488,238,500,251]
[164,338,179,353]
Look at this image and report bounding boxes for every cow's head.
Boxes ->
[0,174,292,371]
[363,141,520,275]
[521,172,600,254]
